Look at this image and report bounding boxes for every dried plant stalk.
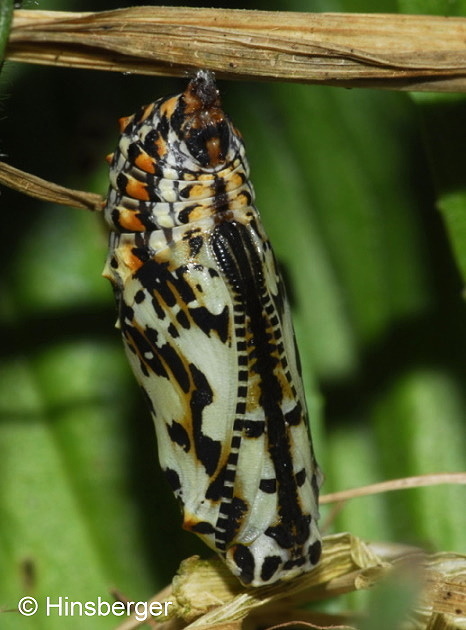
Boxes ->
[0,161,103,211]
[114,534,388,630]
[319,472,466,504]
[7,7,466,92]
[114,534,466,630]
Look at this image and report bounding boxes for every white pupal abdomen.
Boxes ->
[103,70,322,587]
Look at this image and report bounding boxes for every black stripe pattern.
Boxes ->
[103,70,322,586]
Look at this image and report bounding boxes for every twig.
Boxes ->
[7,7,466,92]
[320,472,466,504]
[0,161,103,211]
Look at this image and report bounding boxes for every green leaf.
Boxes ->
[398,4,466,282]
[0,0,13,70]
[400,0,466,16]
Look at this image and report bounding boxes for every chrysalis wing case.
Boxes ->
[103,70,322,587]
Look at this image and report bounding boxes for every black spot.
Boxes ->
[265,524,292,549]
[151,296,166,321]
[167,420,190,452]
[167,322,179,338]
[160,342,190,391]
[143,128,161,157]
[235,401,246,415]
[295,515,312,545]
[189,235,204,257]
[233,418,243,431]
[135,290,145,303]
[143,325,158,344]
[243,420,265,438]
[216,516,229,530]
[141,324,190,392]
[237,385,247,398]
[230,436,241,451]
[259,478,277,494]
[163,467,181,493]
[189,364,220,476]
[219,501,232,517]
[308,540,322,565]
[285,404,302,426]
[231,544,255,585]
[190,305,229,343]
[110,208,121,230]
[122,323,168,380]
[190,521,215,535]
[116,171,129,193]
[260,555,281,582]
[176,310,190,329]
[121,302,135,322]
[127,140,142,161]
[205,467,225,502]
[178,205,197,224]
[223,467,236,483]
[179,184,195,199]
[266,514,310,549]
[237,369,248,382]
[174,267,197,304]
[295,469,306,487]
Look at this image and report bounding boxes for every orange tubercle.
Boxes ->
[118,115,133,132]
[140,102,155,122]
[117,209,146,232]
[134,151,156,174]
[159,96,178,119]
[120,243,146,272]
[125,178,150,201]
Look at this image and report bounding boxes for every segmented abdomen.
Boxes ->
[103,71,322,586]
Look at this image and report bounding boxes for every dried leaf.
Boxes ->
[7,7,466,91]
[113,534,466,630]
